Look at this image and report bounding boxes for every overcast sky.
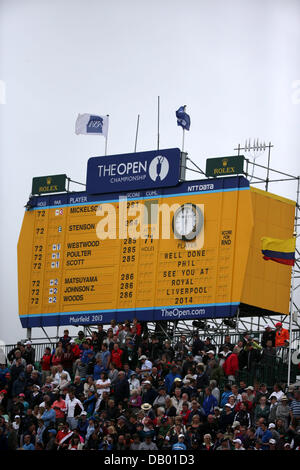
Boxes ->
[0,0,299,344]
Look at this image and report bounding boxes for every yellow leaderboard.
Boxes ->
[17,177,295,328]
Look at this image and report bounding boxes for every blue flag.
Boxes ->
[176,105,190,130]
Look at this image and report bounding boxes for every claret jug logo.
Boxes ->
[148,156,170,182]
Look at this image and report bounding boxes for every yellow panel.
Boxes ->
[240,187,296,314]
[17,182,295,327]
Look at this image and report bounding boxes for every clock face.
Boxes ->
[172,204,204,241]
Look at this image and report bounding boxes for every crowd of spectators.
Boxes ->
[0,319,299,451]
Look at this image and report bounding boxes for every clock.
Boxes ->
[172,203,204,241]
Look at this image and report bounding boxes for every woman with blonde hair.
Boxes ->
[51,347,63,367]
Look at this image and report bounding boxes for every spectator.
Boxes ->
[59,330,71,351]
[23,341,36,366]
[275,323,289,348]
[261,326,276,348]
[202,387,218,416]
[254,396,270,422]
[1,324,298,452]
[65,390,84,430]
[222,347,239,383]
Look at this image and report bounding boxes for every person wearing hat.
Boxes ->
[233,438,245,450]
[268,438,277,450]
[0,389,8,410]
[141,402,152,412]
[139,355,153,377]
[216,436,231,450]
[275,322,289,348]
[219,404,235,432]
[276,395,290,430]
[261,325,276,348]
[18,393,29,413]
[267,423,280,443]
[172,433,186,450]
[141,380,158,406]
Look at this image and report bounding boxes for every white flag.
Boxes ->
[75,113,109,137]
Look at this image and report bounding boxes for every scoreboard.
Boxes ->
[18,175,295,328]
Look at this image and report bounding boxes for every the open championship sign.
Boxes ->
[86,148,182,194]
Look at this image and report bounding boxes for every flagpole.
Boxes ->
[182,127,185,153]
[105,114,109,156]
[157,96,160,151]
[134,114,140,153]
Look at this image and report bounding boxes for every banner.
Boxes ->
[86,148,182,194]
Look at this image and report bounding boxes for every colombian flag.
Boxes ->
[261,237,296,266]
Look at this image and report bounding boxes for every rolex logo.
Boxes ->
[47,177,52,185]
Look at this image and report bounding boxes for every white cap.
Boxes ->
[269,439,276,444]
[139,355,147,360]
[268,423,276,429]
[207,350,215,355]
[232,421,240,428]
[143,380,151,385]
[233,439,242,444]
[80,411,87,416]
[178,434,185,438]
[25,341,32,345]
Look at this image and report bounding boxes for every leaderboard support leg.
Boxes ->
[26,328,32,341]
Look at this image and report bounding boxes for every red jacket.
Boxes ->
[71,343,81,359]
[111,349,123,369]
[40,354,52,371]
[222,353,239,376]
[275,328,289,347]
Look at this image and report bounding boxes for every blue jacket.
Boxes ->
[41,408,56,427]
[93,364,105,380]
[203,394,218,416]
[165,372,181,394]
[220,391,232,407]
[83,394,97,416]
